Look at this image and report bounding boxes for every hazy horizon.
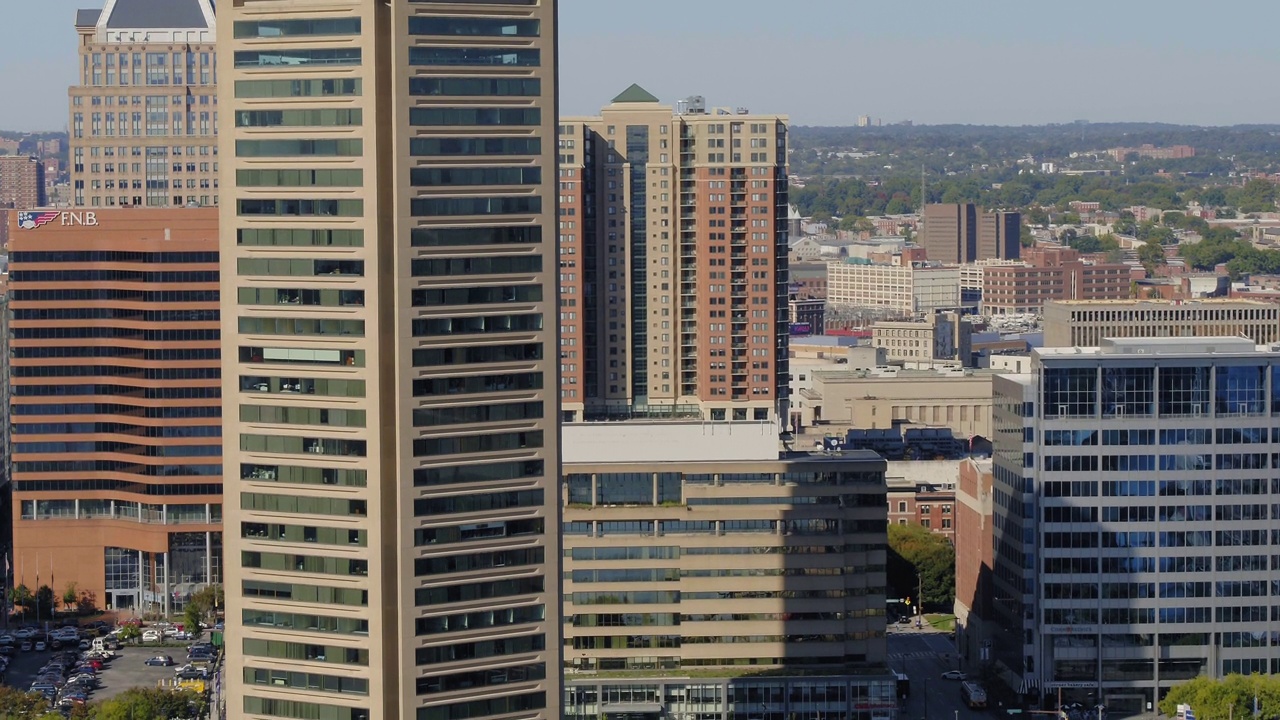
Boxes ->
[3,0,1278,130]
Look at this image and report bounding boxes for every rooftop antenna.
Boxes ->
[920,164,927,214]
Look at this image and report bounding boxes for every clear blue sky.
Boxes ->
[4,0,1277,130]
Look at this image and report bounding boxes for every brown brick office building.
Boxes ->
[7,207,221,614]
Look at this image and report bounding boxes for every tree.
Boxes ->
[1057,227,1078,245]
[1068,233,1119,255]
[116,624,141,643]
[62,582,78,612]
[1160,674,1280,720]
[0,686,64,718]
[884,197,912,215]
[1226,178,1278,214]
[8,585,33,616]
[1151,226,1177,245]
[1137,241,1167,273]
[33,586,54,619]
[94,687,207,720]
[1019,224,1035,247]
[1199,187,1227,207]
[183,603,203,640]
[887,523,955,610]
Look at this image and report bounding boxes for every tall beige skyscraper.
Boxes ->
[219,2,561,719]
[70,0,219,208]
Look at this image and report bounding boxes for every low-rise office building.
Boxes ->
[561,421,896,720]
[872,311,972,366]
[799,367,995,440]
[993,337,1280,712]
[1042,298,1280,347]
[828,260,962,316]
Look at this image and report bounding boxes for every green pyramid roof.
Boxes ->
[612,83,660,104]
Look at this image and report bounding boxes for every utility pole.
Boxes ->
[917,572,924,616]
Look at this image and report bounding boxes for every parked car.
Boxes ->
[19,641,32,652]
[141,630,163,642]
[33,641,47,652]
[942,670,967,681]
[144,655,174,667]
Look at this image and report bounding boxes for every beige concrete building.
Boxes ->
[800,367,995,439]
[558,89,790,424]
[220,3,560,719]
[70,0,218,208]
[871,311,972,365]
[827,260,961,316]
[1042,298,1280,347]
[560,422,896,720]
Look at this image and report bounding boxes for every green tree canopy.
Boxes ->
[1068,233,1119,255]
[1226,179,1277,214]
[1137,241,1167,273]
[33,586,54,619]
[1160,673,1280,720]
[887,523,955,609]
[93,688,206,720]
[0,686,66,719]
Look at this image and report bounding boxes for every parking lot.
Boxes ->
[3,644,181,703]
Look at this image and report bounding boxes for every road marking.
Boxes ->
[888,651,937,659]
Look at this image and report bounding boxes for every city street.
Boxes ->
[888,625,997,720]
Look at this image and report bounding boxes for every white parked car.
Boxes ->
[14,629,35,640]
[141,630,163,642]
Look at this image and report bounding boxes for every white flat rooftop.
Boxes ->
[1036,336,1268,358]
[562,420,780,464]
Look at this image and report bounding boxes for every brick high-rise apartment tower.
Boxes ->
[219,2,561,719]
[559,89,791,425]
[70,0,219,208]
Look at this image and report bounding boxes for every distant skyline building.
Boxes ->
[826,259,962,316]
[69,0,217,208]
[993,337,1280,712]
[0,155,47,209]
[7,208,222,616]
[220,1,561,718]
[981,246,1129,314]
[921,203,1020,264]
[558,87,791,424]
